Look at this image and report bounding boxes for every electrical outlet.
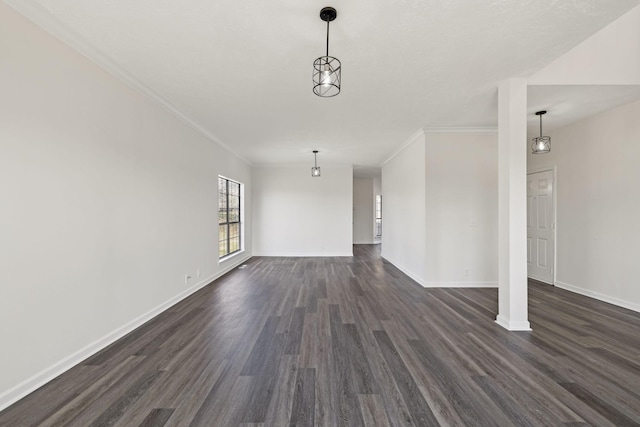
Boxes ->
[185,274,192,284]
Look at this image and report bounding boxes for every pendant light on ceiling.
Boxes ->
[532,110,551,154]
[313,7,341,97]
[311,150,321,177]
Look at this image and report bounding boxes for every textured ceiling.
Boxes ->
[16,0,640,167]
[527,85,640,136]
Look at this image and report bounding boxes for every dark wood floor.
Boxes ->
[2,245,640,426]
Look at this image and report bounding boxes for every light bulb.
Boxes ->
[321,64,332,87]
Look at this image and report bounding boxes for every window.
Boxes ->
[375,195,382,237]
[219,176,242,258]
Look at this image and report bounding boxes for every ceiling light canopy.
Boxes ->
[311,150,321,177]
[532,110,551,154]
[313,7,341,97]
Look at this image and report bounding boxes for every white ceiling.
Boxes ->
[527,85,640,136]
[15,0,640,168]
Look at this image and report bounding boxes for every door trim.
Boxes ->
[527,165,557,285]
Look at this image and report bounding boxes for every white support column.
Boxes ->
[496,78,531,331]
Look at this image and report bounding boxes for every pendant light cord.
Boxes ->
[539,114,542,137]
[326,20,330,57]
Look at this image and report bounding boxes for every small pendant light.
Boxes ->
[311,150,321,177]
[532,110,551,154]
[313,7,341,97]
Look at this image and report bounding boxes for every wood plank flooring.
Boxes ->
[2,245,639,426]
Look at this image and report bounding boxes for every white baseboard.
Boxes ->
[380,256,427,287]
[0,254,251,412]
[554,280,640,313]
[252,252,353,257]
[380,256,497,289]
[527,274,553,285]
[495,315,532,331]
[423,281,498,288]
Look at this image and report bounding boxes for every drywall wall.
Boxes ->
[353,178,375,244]
[0,4,251,409]
[424,132,499,287]
[527,98,640,312]
[381,132,427,285]
[252,165,353,256]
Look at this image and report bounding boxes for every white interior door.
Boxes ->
[527,170,554,284]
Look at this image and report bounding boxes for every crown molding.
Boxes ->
[380,126,499,167]
[422,126,498,133]
[4,0,252,165]
[381,128,425,166]
[252,162,353,169]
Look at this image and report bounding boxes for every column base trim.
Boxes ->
[495,315,532,331]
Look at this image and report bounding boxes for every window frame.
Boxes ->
[218,176,242,259]
[375,194,382,237]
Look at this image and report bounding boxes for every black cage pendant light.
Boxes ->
[311,150,321,177]
[313,7,341,97]
[532,110,551,154]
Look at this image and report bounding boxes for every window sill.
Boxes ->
[219,250,245,263]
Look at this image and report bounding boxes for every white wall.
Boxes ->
[252,165,353,256]
[528,98,640,312]
[424,133,499,287]
[381,132,427,284]
[353,178,374,244]
[0,4,251,409]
